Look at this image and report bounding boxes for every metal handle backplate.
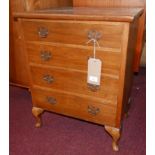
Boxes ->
[43,75,54,84]
[38,27,48,38]
[88,105,100,116]
[87,30,102,40]
[46,96,57,105]
[40,51,52,61]
[87,83,100,92]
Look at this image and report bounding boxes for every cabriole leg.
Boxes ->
[32,107,44,128]
[105,125,121,151]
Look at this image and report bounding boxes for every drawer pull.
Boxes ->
[88,30,102,41]
[46,96,57,105]
[88,83,100,92]
[88,105,100,116]
[43,75,54,84]
[40,51,52,61]
[38,27,48,38]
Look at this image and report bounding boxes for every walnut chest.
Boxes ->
[14,7,143,151]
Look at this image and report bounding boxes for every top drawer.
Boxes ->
[21,19,123,49]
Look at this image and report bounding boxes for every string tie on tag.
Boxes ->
[86,38,100,59]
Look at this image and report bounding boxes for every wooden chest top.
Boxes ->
[14,7,143,22]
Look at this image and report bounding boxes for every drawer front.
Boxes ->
[30,66,119,98]
[22,19,123,49]
[27,43,121,76]
[31,88,117,126]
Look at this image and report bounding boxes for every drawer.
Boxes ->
[21,19,123,49]
[27,43,121,76]
[30,66,119,98]
[31,88,117,126]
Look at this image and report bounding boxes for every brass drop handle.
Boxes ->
[38,27,48,38]
[46,96,57,105]
[88,105,100,116]
[43,75,54,84]
[40,51,52,61]
[87,83,100,92]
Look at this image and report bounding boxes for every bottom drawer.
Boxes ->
[31,88,117,126]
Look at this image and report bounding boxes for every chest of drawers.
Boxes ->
[14,7,143,151]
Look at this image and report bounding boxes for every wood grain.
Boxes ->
[11,0,25,12]
[32,107,44,127]
[14,7,143,22]
[21,19,123,49]
[13,6,143,151]
[115,20,139,128]
[31,87,117,126]
[73,0,145,7]
[115,23,130,128]
[12,0,73,12]
[121,19,139,119]
[9,20,30,87]
[73,0,146,72]
[25,0,73,11]
[105,125,121,151]
[9,0,15,84]
[26,42,121,77]
[30,65,119,98]
[10,0,73,87]
[133,8,146,72]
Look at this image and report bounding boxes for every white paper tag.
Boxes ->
[89,76,98,83]
[87,58,102,86]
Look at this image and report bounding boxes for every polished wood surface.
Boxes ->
[10,0,29,87]
[122,20,139,118]
[115,23,130,128]
[14,7,143,22]
[32,87,117,126]
[133,8,146,72]
[9,19,30,87]
[10,0,73,87]
[25,0,73,11]
[21,19,123,48]
[30,65,119,98]
[26,42,121,76]
[105,125,121,151]
[14,7,142,151]
[115,20,138,127]
[73,0,145,7]
[32,107,44,127]
[73,0,146,72]
[11,0,25,12]
[10,0,145,87]
[12,0,73,12]
[9,1,15,84]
